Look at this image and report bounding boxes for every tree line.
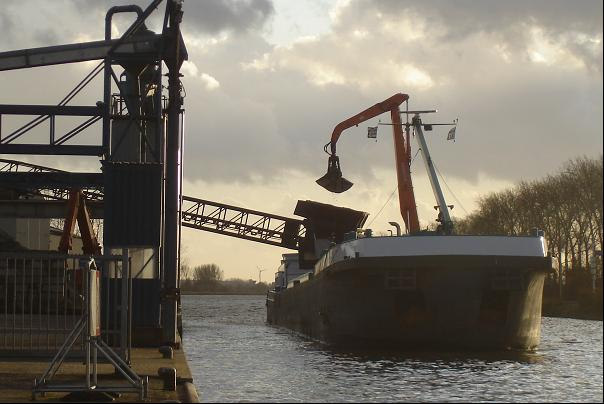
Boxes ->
[455,155,602,301]
[180,263,270,294]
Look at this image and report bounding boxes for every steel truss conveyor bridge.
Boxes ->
[0,158,306,251]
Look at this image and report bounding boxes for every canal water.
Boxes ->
[181,295,603,403]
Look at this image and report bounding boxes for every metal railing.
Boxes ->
[31,258,147,400]
[111,93,168,117]
[0,252,130,360]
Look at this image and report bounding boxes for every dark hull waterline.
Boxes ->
[267,255,550,351]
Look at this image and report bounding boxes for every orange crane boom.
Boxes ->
[316,93,420,233]
[58,189,101,255]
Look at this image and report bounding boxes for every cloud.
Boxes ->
[1,0,601,279]
[183,0,274,36]
[176,0,601,188]
[2,1,601,189]
[341,0,603,73]
[200,73,220,90]
[2,0,602,186]
[181,60,199,77]
[0,0,275,52]
[0,4,17,49]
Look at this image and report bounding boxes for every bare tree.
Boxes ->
[193,263,224,283]
[455,155,603,297]
[180,264,192,280]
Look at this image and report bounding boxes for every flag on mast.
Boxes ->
[447,126,456,141]
[367,126,378,139]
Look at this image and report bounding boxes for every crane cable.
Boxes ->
[433,161,469,216]
[367,186,398,228]
[412,123,469,216]
[367,152,469,227]
[367,146,423,227]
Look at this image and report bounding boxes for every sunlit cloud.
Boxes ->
[397,64,434,90]
[241,53,275,71]
[1,0,601,279]
[200,73,220,90]
[494,43,512,63]
[527,26,585,68]
[352,29,368,39]
[181,61,200,77]
[182,62,220,91]
[291,35,319,46]
[182,32,230,55]
[305,63,347,86]
[329,0,352,24]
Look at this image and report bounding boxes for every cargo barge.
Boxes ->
[266,94,552,350]
[267,230,551,350]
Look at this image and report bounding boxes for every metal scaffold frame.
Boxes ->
[0,0,187,346]
[31,258,147,401]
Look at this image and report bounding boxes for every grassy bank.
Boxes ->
[543,296,603,321]
[182,291,266,296]
[180,278,270,295]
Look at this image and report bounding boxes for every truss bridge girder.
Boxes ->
[0,35,162,72]
[181,196,304,250]
[0,159,306,249]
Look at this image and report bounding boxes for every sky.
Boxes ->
[0,0,602,281]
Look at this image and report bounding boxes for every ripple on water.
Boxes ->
[182,295,603,403]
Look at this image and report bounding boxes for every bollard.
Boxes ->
[158,367,177,391]
[159,345,174,359]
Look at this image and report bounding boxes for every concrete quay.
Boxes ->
[0,346,199,403]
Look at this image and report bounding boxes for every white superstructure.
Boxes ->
[315,234,548,274]
[274,253,312,290]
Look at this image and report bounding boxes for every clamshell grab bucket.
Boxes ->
[316,155,353,193]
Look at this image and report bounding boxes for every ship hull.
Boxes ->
[267,255,550,350]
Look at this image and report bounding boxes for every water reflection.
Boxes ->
[308,343,545,365]
[182,295,603,403]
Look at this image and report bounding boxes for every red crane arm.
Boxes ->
[58,189,101,255]
[326,93,409,155]
[319,92,420,233]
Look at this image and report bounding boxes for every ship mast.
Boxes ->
[407,112,454,234]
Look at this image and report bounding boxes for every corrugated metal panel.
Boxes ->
[103,162,162,247]
[132,279,161,327]
[101,279,160,330]
[111,120,141,162]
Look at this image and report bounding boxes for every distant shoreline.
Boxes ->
[182,293,603,321]
[182,291,267,296]
[544,314,602,321]
[543,300,602,321]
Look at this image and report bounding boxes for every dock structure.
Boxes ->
[0,347,197,402]
[0,158,307,249]
[0,1,321,400]
[0,1,199,401]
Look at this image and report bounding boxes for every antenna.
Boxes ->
[402,109,438,115]
[257,266,266,283]
[375,106,456,134]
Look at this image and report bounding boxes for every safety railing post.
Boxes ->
[121,248,129,362]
